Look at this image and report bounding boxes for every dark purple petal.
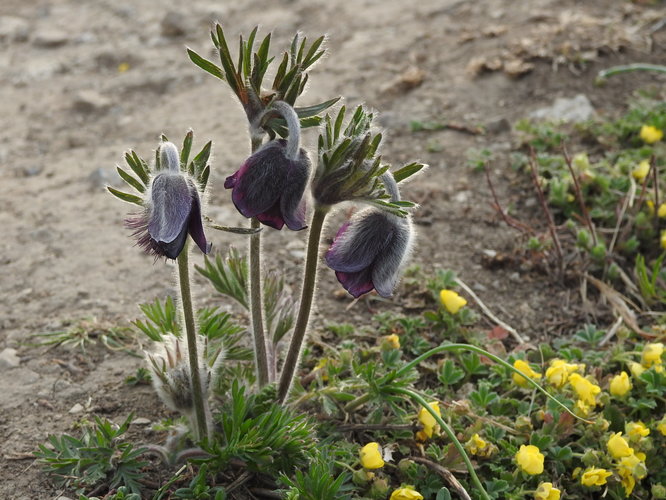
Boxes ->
[335,270,375,298]
[227,141,288,219]
[280,149,311,231]
[325,210,393,273]
[256,202,285,230]
[187,181,211,255]
[158,224,190,259]
[371,216,412,297]
[148,173,192,246]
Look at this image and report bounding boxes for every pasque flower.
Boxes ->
[515,444,544,475]
[325,207,413,298]
[224,101,311,230]
[127,142,210,259]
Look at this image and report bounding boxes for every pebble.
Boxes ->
[0,348,20,368]
[33,29,69,48]
[132,417,151,425]
[72,90,112,114]
[529,94,596,123]
[68,403,84,414]
[0,16,29,42]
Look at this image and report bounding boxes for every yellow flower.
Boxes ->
[416,402,441,441]
[618,451,647,480]
[609,371,632,397]
[661,230,666,251]
[359,442,385,469]
[580,467,612,487]
[515,444,545,475]
[439,289,467,314]
[640,124,663,144]
[534,482,561,500]
[466,433,492,457]
[575,399,592,416]
[545,359,580,387]
[659,203,666,219]
[632,160,651,181]
[117,62,130,73]
[657,415,666,436]
[390,487,424,500]
[383,334,400,350]
[642,342,664,368]
[619,473,636,496]
[568,373,601,406]
[607,432,633,459]
[626,421,650,440]
[513,359,542,388]
[628,361,645,378]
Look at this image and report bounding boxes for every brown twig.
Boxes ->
[483,163,534,234]
[226,471,253,494]
[562,146,597,247]
[529,149,564,278]
[249,488,283,499]
[411,456,472,500]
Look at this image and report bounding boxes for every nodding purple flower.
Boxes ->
[224,101,311,231]
[325,208,413,298]
[127,142,210,260]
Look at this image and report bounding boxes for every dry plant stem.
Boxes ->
[177,243,209,442]
[411,457,473,500]
[484,164,535,234]
[249,134,270,387]
[652,156,660,229]
[388,387,490,500]
[455,278,525,344]
[563,147,598,247]
[277,204,329,403]
[529,150,564,277]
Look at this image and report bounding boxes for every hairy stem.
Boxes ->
[277,205,329,402]
[176,243,209,441]
[249,133,270,387]
[389,387,489,500]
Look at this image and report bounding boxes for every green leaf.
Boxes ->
[214,24,241,96]
[436,488,452,500]
[393,161,426,183]
[115,167,145,193]
[209,224,262,235]
[181,130,193,168]
[190,140,212,179]
[107,187,143,206]
[124,151,150,185]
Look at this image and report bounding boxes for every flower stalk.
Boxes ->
[176,242,210,441]
[277,204,330,402]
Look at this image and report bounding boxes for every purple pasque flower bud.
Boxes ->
[127,142,211,259]
[224,101,311,231]
[325,207,413,298]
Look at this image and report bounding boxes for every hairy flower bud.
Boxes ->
[127,142,210,259]
[325,208,413,298]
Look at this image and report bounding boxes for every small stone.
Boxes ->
[68,403,84,414]
[0,348,20,368]
[529,94,596,123]
[132,417,151,425]
[160,11,187,37]
[22,164,44,177]
[33,29,69,48]
[485,117,510,134]
[72,90,112,114]
[0,16,29,42]
[88,167,122,189]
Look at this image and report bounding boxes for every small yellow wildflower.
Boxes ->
[619,473,636,496]
[632,160,651,181]
[642,342,664,368]
[359,442,385,469]
[607,432,633,459]
[466,433,492,457]
[117,62,130,73]
[568,373,601,406]
[515,445,545,475]
[659,203,666,218]
[628,361,645,378]
[439,289,467,314]
[383,334,400,350]
[640,124,664,144]
[609,371,632,397]
[534,482,561,500]
[512,359,542,388]
[415,402,441,441]
[545,359,580,387]
[580,467,612,487]
[657,415,666,436]
[618,451,647,480]
[390,486,424,500]
[626,421,650,440]
[313,358,329,381]
[575,399,592,416]
[661,230,666,250]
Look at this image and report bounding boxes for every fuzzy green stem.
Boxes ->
[390,343,592,423]
[277,205,329,402]
[177,243,209,441]
[344,393,372,413]
[249,134,270,387]
[388,386,490,500]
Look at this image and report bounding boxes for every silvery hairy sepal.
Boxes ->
[127,142,211,259]
[325,207,413,298]
[224,101,311,230]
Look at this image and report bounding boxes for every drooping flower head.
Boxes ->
[127,142,210,259]
[225,101,311,230]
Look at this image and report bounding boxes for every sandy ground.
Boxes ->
[0,0,664,497]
